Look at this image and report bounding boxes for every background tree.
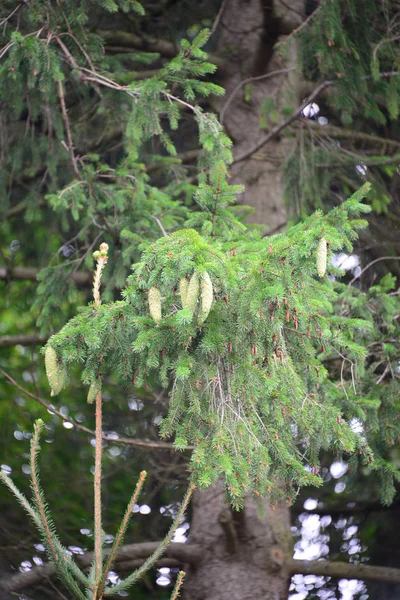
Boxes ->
[1,1,400,600]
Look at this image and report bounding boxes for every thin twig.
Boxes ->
[0,368,187,449]
[280,1,324,44]
[152,215,169,237]
[0,3,23,29]
[220,68,295,125]
[57,80,82,180]
[349,256,400,286]
[209,0,228,37]
[232,80,333,164]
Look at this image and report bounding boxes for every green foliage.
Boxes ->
[2,416,192,598]
[300,0,400,124]
[283,0,400,220]
[41,183,385,508]
[335,271,400,504]
[2,1,400,597]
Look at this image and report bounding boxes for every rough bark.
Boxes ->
[184,482,290,600]
[213,0,305,231]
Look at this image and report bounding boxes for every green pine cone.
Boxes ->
[148,286,162,322]
[87,378,102,404]
[186,272,200,316]
[316,237,327,277]
[179,278,190,309]
[45,346,67,396]
[197,271,213,325]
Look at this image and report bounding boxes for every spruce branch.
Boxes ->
[30,420,59,565]
[104,482,196,595]
[170,571,185,600]
[0,471,41,527]
[1,457,90,592]
[96,471,147,598]
[30,420,89,599]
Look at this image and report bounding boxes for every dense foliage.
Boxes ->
[1,0,400,599]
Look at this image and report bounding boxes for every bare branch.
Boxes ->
[98,29,177,57]
[287,558,400,584]
[279,1,323,40]
[210,0,228,37]
[152,215,169,237]
[0,334,48,348]
[0,266,92,285]
[0,2,24,28]
[232,81,333,164]
[5,543,400,592]
[349,256,400,286]
[300,122,400,149]
[2,542,201,593]
[57,80,82,180]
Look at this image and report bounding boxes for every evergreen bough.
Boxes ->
[2,1,400,598]
[41,183,375,508]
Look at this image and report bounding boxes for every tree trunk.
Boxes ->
[185,2,305,598]
[212,0,304,231]
[184,482,290,600]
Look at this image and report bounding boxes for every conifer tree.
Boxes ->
[1,1,400,599]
